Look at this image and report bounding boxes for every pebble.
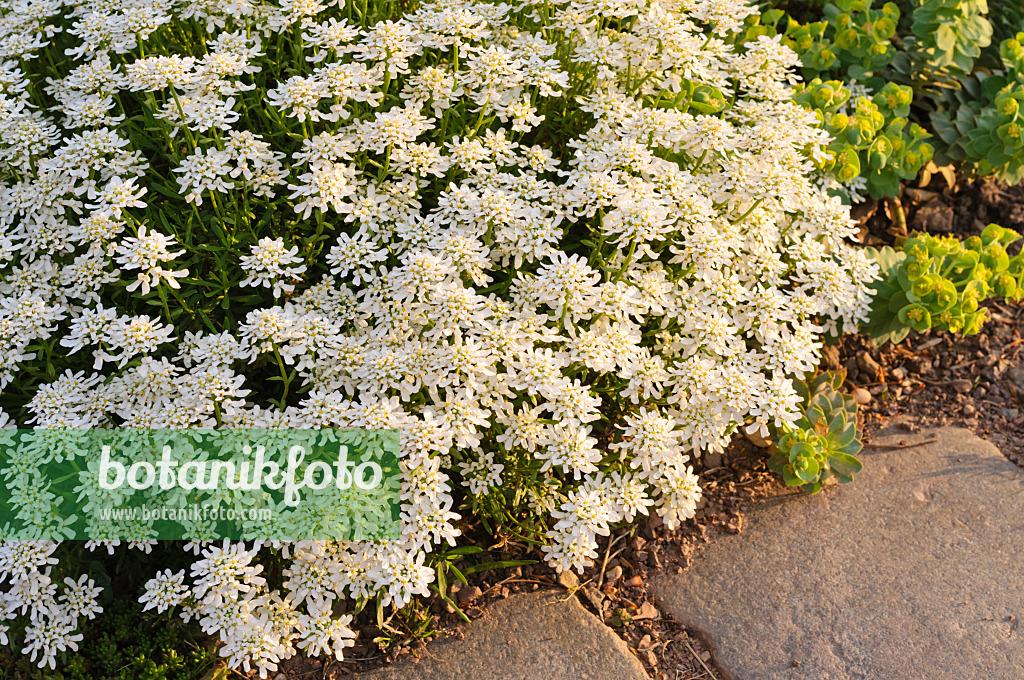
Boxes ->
[890,367,906,381]
[557,571,580,590]
[856,351,882,376]
[951,379,973,393]
[852,387,872,405]
[624,575,644,588]
[910,357,933,374]
[581,584,604,610]
[458,585,483,604]
[605,565,623,584]
[634,601,659,620]
[963,403,976,416]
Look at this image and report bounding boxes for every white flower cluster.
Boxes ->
[0,542,101,670]
[0,0,878,673]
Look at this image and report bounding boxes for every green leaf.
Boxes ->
[444,546,485,556]
[829,452,863,478]
[832,422,858,448]
[794,457,820,483]
[782,467,804,487]
[802,481,824,494]
[935,25,957,53]
[448,563,469,585]
[789,441,816,464]
[887,289,910,313]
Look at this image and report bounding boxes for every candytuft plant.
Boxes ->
[0,0,879,673]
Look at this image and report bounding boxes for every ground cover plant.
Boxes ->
[0,0,885,673]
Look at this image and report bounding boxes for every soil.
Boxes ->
[271,176,1024,680]
[861,174,1024,240]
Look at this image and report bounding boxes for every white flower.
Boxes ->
[191,541,266,607]
[59,575,103,620]
[288,162,359,219]
[174,147,234,204]
[86,176,147,216]
[266,76,331,122]
[240,237,308,298]
[140,569,189,613]
[114,226,189,294]
[295,598,356,660]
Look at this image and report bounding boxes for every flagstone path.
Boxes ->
[652,424,1024,679]
[358,589,650,680]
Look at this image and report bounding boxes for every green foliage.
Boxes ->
[771,0,901,80]
[931,33,1024,183]
[988,0,1024,45]
[759,0,1024,193]
[824,0,901,78]
[0,598,214,680]
[864,225,1024,345]
[768,370,864,494]
[909,0,993,74]
[796,79,933,197]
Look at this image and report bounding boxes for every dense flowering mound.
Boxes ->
[0,0,877,673]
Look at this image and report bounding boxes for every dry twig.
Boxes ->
[684,641,718,680]
[863,436,938,450]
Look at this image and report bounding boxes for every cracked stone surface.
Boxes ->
[652,425,1024,680]
[358,590,650,680]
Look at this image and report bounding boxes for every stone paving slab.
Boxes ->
[652,425,1024,680]
[358,590,650,680]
